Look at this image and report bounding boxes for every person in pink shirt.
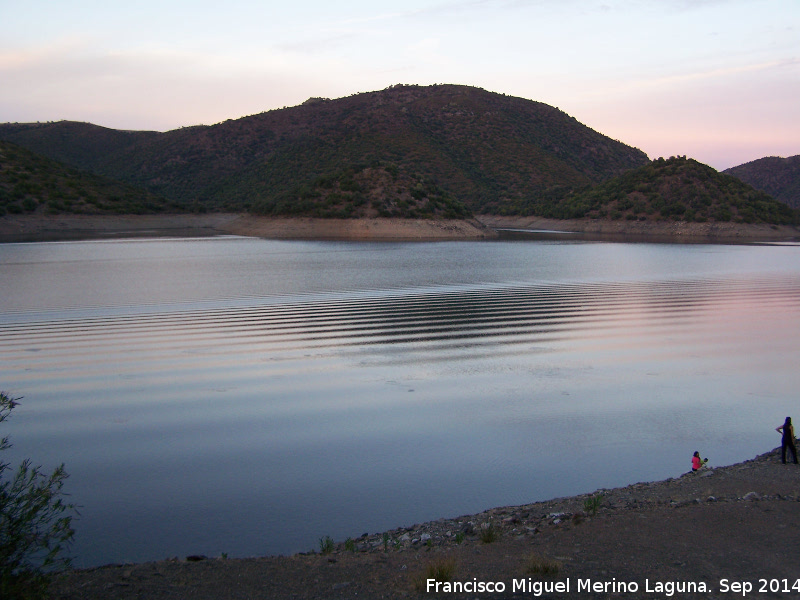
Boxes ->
[691,451,707,472]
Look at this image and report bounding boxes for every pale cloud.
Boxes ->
[0,0,798,168]
[0,41,350,129]
[405,38,452,68]
[0,37,91,70]
[572,57,799,103]
[276,33,362,55]
[559,59,800,169]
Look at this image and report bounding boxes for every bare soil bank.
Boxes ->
[221,215,496,240]
[0,214,242,243]
[3,213,798,244]
[0,214,495,243]
[50,448,800,600]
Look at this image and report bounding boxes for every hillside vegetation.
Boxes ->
[550,156,799,225]
[724,155,800,209]
[0,141,182,216]
[251,162,472,219]
[1,85,797,226]
[0,84,649,217]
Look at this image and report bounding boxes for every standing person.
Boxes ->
[776,417,798,464]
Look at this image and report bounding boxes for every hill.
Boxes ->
[0,140,184,216]
[724,155,800,209]
[0,84,650,217]
[549,156,799,225]
[0,120,158,171]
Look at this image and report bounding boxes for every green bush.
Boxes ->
[583,493,603,516]
[1,392,76,599]
[479,522,498,544]
[318,535,334,555]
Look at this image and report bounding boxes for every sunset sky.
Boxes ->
[1,0,797,170]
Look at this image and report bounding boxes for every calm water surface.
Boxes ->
[1,236,799,567]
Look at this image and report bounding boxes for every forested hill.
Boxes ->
[552,156,799,225]
[0,141,183,216]
[0,84,649,217]
[724,155,800,209]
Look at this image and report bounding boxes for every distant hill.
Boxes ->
[553,156,799,225]
[0,121,159,172]
[724,155,800,209]
[0,140,184,216]
[0,84,649,217]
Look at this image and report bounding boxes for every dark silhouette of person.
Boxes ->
[776,417,798,464]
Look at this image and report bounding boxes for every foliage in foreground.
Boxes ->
[1,391,76,599]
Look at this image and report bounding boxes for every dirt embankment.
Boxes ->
[0,214,243,243]
[3,213,798,244]
[220,215,496,240]
[50,448,800,600]
[0,214,496,243]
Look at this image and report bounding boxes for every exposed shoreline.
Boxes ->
[221,214,497,240]
[2,212,799,244]
[50,447,800,599]
[478,214,800,243]
[0,213,495,243]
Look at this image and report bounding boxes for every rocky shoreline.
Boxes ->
[50,447,800,599]
[2,213,799,244]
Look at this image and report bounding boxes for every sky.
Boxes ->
[0,0,798,171]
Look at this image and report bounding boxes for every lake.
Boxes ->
[1,236,798,567]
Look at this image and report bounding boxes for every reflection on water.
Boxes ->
[1,238,799,566]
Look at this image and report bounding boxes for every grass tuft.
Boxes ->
[479,522,498,544]
[583,493,603,516]
[318,535,334,555]
[413,557,457,592]
[524,553,562,576]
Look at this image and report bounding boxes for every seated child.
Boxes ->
[691,451,708,472]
